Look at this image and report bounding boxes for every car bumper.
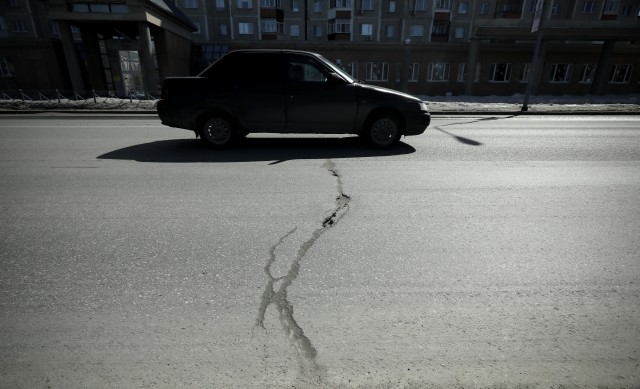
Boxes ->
[404,110,431,136]
[157,100,190,130]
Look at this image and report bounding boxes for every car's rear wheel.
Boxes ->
[201,116,235,148]
[365,115,402,149]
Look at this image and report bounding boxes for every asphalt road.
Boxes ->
[1,114,639,388]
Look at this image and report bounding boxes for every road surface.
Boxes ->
[1,114,639,388]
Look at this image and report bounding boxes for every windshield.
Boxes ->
[316,54,357,84]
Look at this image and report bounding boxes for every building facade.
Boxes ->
[1,0,639,96]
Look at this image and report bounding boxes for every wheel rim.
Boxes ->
[370,118,399,146]
[204,118,232,145]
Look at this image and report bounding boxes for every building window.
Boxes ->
[388,0,396,11]
[620,3,632,16]
[8,0,20,7]
[238,22,253,34]
[582,1,595,13]
[603,0,618,13]
[261,0,281,7]
[219,23,228,35]
[111,4,128,12]
[457,63,465,82]
[609,64,633,83]
[11,20,28,33]
[458,1,468,13]
[290,24,300,36]
[495,0,522,16]
[550,64,573,83]
[200,45,228,67]
[50,21,60,35]
[361,0,374,10]
[90,3,110,12]
[329,19,351,33]
[490,63,512,82]
[550,1,559,15]
[336,61,357,78]
[454,26,464,39]
[216,0,225,10]
[313,0,323,11]
[579,64,595,83]
[331,0,351,8]
[409,63,420,81]
[71,3,89,12]
[291,0,300,10]
[428,63,450,81]
[192,22,201,33]
[385,24,394,37]
[431,20,450,36]
[367,62,389,81]
[0,57,14,77]
[480,2,489,14]
[434,0,451,9]
[313,24,322,36]
[409,24,424,36]
[361,23,373,36]
[349,62,359,79]
[71,3,129,12]
[262,19,283,33]
[184,0,198,8]
[414,0,427,11]
[519,63,530,82]
[237,0,252,8]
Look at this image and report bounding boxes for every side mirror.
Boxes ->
[327,72,346,87]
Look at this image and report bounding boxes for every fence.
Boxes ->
[0,89,159,110]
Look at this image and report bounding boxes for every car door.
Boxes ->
[224,52,287,131]
[285,54,358,133]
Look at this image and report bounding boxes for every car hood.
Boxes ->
[355,82,423,103]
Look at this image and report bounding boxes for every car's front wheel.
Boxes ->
[201,116,235,148]
[364,115,402,149]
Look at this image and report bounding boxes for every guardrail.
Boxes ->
[0,89,159,110]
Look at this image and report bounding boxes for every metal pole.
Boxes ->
[522,0,548,112]
[401,39,411,93]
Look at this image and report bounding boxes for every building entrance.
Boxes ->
[118,50,144,96]
[97,33,155,97]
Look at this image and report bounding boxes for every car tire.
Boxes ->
[201,116,235,148]
[365,115,402,149]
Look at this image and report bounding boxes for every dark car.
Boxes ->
[157,49,430,148]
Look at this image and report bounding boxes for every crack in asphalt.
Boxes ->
[255,159,350,380]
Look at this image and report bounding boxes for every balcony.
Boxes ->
[261,20,284,40]
[328,19,351,41]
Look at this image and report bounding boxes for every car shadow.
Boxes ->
[97,136,416,163]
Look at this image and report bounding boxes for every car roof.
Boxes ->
[226,49,321,57]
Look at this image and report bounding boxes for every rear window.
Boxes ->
[199,52,284,82]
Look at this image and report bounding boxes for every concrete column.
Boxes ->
[80,28,107,91]
[464,39,479,95]
[591,40,615,95]
[58,21,85,91]
[138,22,159,93]
[400,39,411,93]
[154,29,192,78]
[529,40,547,95]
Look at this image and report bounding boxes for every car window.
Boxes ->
[287,57,328,83]
[200,52,284,81]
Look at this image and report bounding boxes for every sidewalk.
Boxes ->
[0,94,638,115]
[423,94,640,115]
